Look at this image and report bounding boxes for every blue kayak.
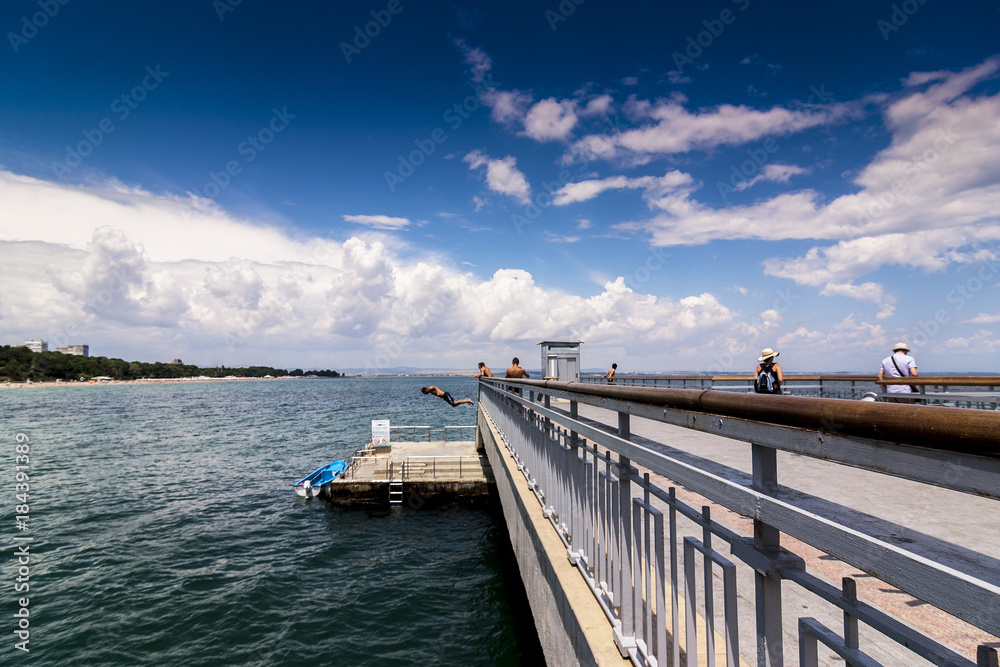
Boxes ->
[293,460,348,497]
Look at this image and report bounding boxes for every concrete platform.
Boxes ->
[324,439,494,506]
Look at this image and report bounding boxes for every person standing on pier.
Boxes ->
[877,342,918,399]
[602,363,618,384]
[421,386,474,407]
[753,348,783,394]
[475,362,493,378]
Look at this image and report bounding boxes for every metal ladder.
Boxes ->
[388,461,403,504]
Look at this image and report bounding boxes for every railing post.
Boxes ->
[751,443,783,667]
[614,409,636,655]
[843,577,859,667]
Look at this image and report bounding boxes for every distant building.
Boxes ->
[170,358,183,364]
[54,344,89,357]
[20,340,48,353]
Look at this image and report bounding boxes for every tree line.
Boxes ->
[0,346,341,382]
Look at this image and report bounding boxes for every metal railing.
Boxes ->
[581,375,1000,408]
[377,424,477,442]
[479,378,1000,667]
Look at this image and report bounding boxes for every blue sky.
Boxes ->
[1,1,999,373]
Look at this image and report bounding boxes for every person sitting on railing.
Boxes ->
[602,363,617,384]
[505,357,530,379]
[877,342,918,401]
[504,357,530,396]
[754,348,784,394]
[421,386,474,407]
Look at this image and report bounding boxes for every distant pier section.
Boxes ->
[323,425,492,506]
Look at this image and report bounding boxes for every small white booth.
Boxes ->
[538,340,582,382]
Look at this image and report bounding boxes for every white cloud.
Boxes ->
[553,170,693,206]
[454,38,492,84]
[965,313,1000,324]
[945,329,1000,353]
[343,214,411,230]
[566,94,854,163]
[777,314,887,353]
[582,94,614,116]
[481,88,533,125]
[463,150,532,205]
[733,163,809,192]
[523,98,579,142]
[0,170,743,368]
[612,56,1000,308]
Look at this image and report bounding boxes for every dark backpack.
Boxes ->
[754,364,780,394]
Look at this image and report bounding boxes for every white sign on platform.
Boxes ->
[371,419,390,446]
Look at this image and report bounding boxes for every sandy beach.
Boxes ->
[0,376,293,390]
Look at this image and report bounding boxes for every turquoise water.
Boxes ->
[1,377,543,665]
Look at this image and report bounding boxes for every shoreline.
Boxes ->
[0,376,298,390]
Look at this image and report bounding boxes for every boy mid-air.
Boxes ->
[421,386,474,407]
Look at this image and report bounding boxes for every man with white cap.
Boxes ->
[753,348,783,394]
[877,342,918,399]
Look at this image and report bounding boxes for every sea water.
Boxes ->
[0,376,544,666]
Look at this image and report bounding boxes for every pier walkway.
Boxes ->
[478,378,1000,667]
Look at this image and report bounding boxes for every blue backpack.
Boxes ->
[754,364,780,394]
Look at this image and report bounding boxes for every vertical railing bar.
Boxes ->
[644,474,653,653]
[670,487,680,667]
[655,507,667,667]
[723,563,739,667]
[684,538,697,665]
[703,506,716,667]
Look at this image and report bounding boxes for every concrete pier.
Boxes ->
[324,437,493,506]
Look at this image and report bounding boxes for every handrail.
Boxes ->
[478,377,1000,666]
[582,374,878,382]
[491,378,1000,457]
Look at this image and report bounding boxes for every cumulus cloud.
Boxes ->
[463,150,532,204]
[778,314,887,353]
[481,88,534,125]
[523,98,579,141]
[0,169,742,368]
[343,214,411,230]
[945,329,1000,352]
